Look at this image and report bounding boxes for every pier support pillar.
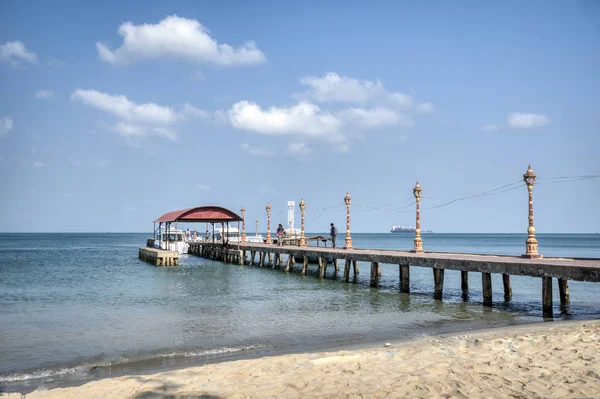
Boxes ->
[482,272,493,306]
[268,252,273,266]
[433,268,444,299]
[322,258,328,277]
[285,255,292,272]
[370,262,379,287]
[558,278,570,307]
[352,260,359,277]
[343,259,351,282]
[333,259,339,274]
[259,252,265,267]
[250,251,256,266]
[502,274,512,301]
[301,256,308,275]
[400,264,410,293]
[461,271,469,299]
[542,276,553,318]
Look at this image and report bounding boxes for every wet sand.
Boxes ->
[6,320,600,398]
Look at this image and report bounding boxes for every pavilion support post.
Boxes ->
[302,256,308,275]
[461,271,469,299]
[370,262,379,287]
[433,268,444,299]
[400,265,410,293]
[285,254,292,272]
[542,276,553,318]
[558,278,570,307]
[343,259,351,282]
[482,272,493,306]
[502,274,512,301]
[352,260,359,277]
[153,222,156,239]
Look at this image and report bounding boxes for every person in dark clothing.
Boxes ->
[276,223,285,246]
[330,223,337,248]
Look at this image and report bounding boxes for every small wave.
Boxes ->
[0,344,269,384]
[0,365,86,383]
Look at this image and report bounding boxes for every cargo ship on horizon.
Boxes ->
[390,225,433,233]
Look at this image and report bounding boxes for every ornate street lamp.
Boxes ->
[266,203,272,244]
[299,199,307,247]
[241,206,247,243]
[255,219,259,237]
[344,192,353,249]
[522,165,542,258]
[411,181,424,253]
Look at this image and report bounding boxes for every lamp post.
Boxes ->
[411,181,424,253]
[255,219,259,237]
[241,206,247,243]
[266,203,272,244]
[344,192,353,249]
[299,199,307,247]
[522,165,542,258]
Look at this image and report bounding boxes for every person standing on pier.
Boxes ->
[276,223,285,246]
[330,223,337,248]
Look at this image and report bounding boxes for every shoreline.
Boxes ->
[3,319,599,398]
[1,316,541,394]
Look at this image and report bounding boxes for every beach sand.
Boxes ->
[5,320,600,399]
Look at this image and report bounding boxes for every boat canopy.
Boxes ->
[154,206,243,223]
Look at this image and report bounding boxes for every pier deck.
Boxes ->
[188,241,600,318]
[237,243,600,282]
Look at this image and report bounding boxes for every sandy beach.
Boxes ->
[4,320,598,399]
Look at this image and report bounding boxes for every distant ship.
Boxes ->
[390,225,432,233]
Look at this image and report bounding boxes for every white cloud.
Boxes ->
[298,72,427,112]
[72,89,179,125]
[484,113,550,132]
[341,107,412,128]
[508,113,549,129]
[300,72,385,104]
[230,101,344,141]
[287,142,312,156]
[71,89,206,141]
[482,124,501,132]
[112,122,178,141]
[0,116,14,136]
[35,90,54,99]
[97,15,266,66]
[32,161,45,168]
[227,101,410,143]
[240,143,276,157]
[416,102,434,113]
[196,184,210,190]
[0,41,37,66]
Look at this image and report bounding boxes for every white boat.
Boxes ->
[211,226,264,243]
[154,228,189,254]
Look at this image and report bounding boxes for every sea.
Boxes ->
[1,232,599,393]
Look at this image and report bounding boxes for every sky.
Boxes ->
[0,0,599,233]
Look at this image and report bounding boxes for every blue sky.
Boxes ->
[0,0,598,233]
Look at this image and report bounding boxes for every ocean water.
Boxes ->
[0,232,599,392]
